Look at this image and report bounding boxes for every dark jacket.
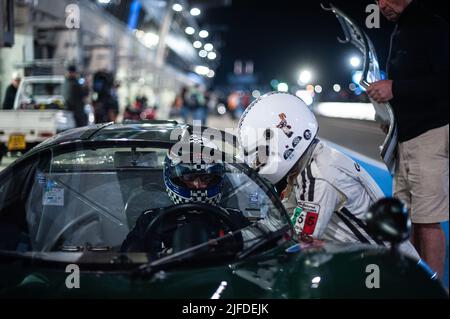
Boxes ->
[387,1,449,142]
[121,207,250,254]
[2,84,18,110]
[64,77,87,127]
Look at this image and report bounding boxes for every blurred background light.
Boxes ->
[190,8,201,16]
[306,84,315,93]
[204,43,214,51]
[278,82,289,92]
[185,27,195,35]
[172,3,183,12]
[142,32,159,48]
[217,104,227,115]
[350,56,362,68]
[314,85,323,94]
[199,30,209,38]
[193,41,202,49]
[252,90,261,99]
[316,102,376,121]
[194,66,210,76]
[207,52,217,60]
[270,79,279,89]
[298,70,313,85]
[135,29,145,39]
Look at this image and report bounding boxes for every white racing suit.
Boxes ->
[283,141,420,261]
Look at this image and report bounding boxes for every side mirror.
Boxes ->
[365,198,411,247]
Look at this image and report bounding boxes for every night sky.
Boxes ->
[196,0,449,88]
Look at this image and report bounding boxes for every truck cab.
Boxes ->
[0,76,94,163]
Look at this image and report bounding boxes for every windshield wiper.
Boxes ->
[237,226,290,260]
[132,223,262,278]
[132,222,291,278]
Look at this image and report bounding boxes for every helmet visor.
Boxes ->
[173,173,223,190]
[168,163,224,190]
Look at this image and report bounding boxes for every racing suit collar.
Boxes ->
[297,138,320,173]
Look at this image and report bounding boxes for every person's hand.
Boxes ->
[298,234,325,249]
[367,80,394,103]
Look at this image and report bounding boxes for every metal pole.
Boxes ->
[156,0,175,68]
[0,0,5,47]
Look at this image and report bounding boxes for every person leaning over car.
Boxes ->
[238,92,420,261]
[367,0,449,280]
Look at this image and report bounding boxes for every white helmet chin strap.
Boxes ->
[292,138,320,177]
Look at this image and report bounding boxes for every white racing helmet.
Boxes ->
[238,92,319,184]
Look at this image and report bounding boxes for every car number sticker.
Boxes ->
[292,207,307,235]
[293,203,320,236]
[302,212,319,235]
[43,187,64,206]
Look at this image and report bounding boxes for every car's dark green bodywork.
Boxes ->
[0,122,447,299]
[0,241,447,299]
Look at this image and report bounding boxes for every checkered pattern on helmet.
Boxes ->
[205,193,222,205]
[191,190,209,202]
[192,164,208,171]
[167,187,190,205]
[190,135,203,144]
[166,187,222,205]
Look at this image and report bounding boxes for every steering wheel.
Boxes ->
[142,203,246,256]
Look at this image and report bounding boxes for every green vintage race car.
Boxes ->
[0,122,447,299]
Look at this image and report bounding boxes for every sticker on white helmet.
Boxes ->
[304,130,312,140]
[292,136,302,148]
[276,113,294,138]
[283,149,295,160]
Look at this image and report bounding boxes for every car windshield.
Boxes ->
[18,82,65,110]
[0,143,290,265]
[27,82,63,96]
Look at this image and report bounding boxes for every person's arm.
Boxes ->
[63,81,75,111]
[392,19,449,102]
[292,171,344,240]
[2,86,14,110]
[1,94,7,110]
[121,209,158,252]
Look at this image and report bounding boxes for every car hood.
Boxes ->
[0,242,447,299]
